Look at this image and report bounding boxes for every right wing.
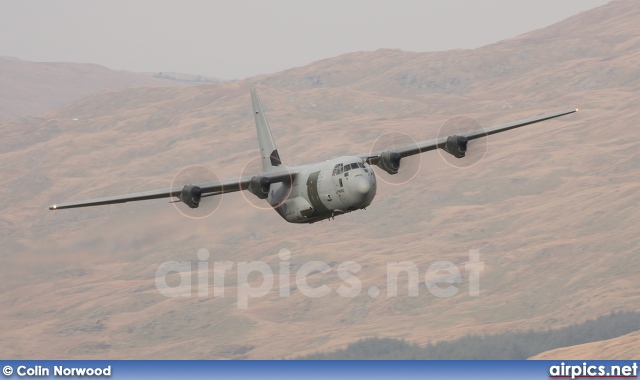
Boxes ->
[361,108,578,164]
[49,168,295,210]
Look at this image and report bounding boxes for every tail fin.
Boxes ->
[251,88,282,172]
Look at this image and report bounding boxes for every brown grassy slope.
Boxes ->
[0,57,182,119]
[0,0,639,359]
[532,331,640,359]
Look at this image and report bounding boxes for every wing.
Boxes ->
[49,168,295,210]
[361,108,578,164]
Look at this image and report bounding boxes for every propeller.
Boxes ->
[170,164,223,219]
[239,155,292,210]
[369,130,421,185]
[436,115,488,169]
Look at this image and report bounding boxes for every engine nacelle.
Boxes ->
[377,151,401,175]
[179,184,202,208]
[248,175,271,199]
[442,135,468,158]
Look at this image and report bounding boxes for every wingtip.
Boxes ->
[49,205,57,210]
[575,108,579,112]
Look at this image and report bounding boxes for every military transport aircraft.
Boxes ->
[49,89,577,223]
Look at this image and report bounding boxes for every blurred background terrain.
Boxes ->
[0,0,638,359]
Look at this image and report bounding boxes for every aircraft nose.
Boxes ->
[348,176,371,204]
[353,176,371,195]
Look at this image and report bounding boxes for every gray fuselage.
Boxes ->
[267,156,377,223]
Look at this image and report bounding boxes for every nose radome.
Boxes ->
[351,176,371,195]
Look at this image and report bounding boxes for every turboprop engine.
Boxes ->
[377,150,401,175]
[248,175,271,199]
[441,135,468,158]
[179,184,202,208]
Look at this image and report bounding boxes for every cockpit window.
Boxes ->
[332,163,342,176]
[333,162,364,175]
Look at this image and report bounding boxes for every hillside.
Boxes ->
[300,312,640,359]
[0,56,182,119]
[532,331,640,359]
[0,0,638,359]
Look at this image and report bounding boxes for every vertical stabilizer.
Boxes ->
[251,88,282,172]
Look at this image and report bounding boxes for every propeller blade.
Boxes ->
[170,164,223,219]
[369,130,421,185]
[437,115,488,169]
[239,155,293,210]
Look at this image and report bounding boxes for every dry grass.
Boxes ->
[0,0,639,359]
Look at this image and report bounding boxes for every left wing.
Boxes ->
[361,108,577,169]
[49,168,295,210]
